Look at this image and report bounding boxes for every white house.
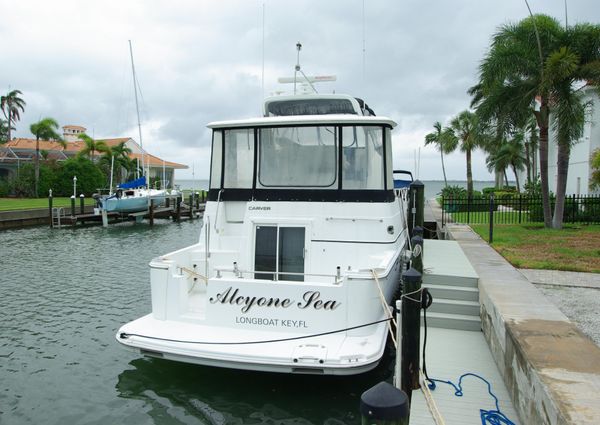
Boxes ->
[547,86,600,196]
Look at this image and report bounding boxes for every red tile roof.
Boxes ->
[2,137,188,169]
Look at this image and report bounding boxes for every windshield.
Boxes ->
[258,126,338,188]
[211,124,390,192]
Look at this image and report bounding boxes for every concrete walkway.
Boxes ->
[519,269,600,289]
[518,269,600,348]
[445,224,600,424]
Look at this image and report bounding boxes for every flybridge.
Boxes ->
[263,94,376,117]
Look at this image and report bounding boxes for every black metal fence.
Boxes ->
[441,194,600,226]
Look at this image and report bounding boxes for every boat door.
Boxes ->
[254,225,306,281]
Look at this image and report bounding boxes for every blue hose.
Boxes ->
[427,373,516,425]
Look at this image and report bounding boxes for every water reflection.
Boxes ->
[116,345,395,425]
[2,221,397,425]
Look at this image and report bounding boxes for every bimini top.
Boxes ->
[207,114,397,130]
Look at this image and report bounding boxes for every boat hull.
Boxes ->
[116,257,402,375]
[116,313,390,375]
[100,190,167,213]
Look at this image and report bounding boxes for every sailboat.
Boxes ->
[97,41,173,214]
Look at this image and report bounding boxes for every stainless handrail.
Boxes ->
[213,189,223,232]
[213,266,342,284]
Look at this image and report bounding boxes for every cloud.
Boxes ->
[2,0,598,180]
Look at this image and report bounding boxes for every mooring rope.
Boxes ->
[119,317,392,346]
[419,369,447,425]
[371,269,398,347]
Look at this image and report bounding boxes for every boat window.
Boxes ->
[224,129,254,188]
[266,99,357,116]
[278,227,305,281]
[209,131,222,189]
[254,225,277,280]
[341,126,384,190]
[257,126,338,188]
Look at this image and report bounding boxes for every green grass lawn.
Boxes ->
[471,223,600,273]
[0,197,96,211]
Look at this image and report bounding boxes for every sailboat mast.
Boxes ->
[128,40,145,183]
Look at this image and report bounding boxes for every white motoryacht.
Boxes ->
[117,93,410,375]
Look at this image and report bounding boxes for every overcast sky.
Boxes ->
[2,0,599,181]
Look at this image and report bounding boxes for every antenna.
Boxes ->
[564,0,568,29]
[362,0,366,84]
[290,42,319,94]
[294,42,302,95]
[261,2,265,110]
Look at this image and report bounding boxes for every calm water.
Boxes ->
[0,220,394,425]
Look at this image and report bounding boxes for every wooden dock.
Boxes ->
[52,202,205,227]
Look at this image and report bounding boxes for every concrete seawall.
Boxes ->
[0,206,94,230]
[445,223,600,424]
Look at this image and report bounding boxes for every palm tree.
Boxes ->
[492,135,527,192]
[0,119,12,144]
[30,118,63,197]
[484,135,511,188]
[543,45,594,228]
[424,122,457,188]
[446,110,488,197]
[98,141,133,185]
[1,90,26,142]
[471,15,600,228]
[78,133,108,161]
[470,15,561,227]
[523,116,539,186]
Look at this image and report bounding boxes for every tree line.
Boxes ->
[1,92,141,197]
[425,14,600,229]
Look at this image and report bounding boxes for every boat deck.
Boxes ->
[409,326,520,424]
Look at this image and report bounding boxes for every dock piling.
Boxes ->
[48,190,53,228]
[410,233,424,275]
[149,200,155,226]
[360,381,409,425]
[101,209,108,227]
[401,267,422,404]
[408,180,425,237]
[70,195,76,217]
[176,196,181,222]
[189,193,194,219]
[79,194,85,214]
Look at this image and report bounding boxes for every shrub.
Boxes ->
[53,157,106,196]
[439,185,467,199]
[0,178,9,197]
[524,179,543,197]
[10,164,36,197]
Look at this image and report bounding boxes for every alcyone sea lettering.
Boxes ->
[209,287,340,313]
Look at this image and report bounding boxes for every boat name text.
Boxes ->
[248,206,271,211]
[209,287,340,313]
[235,317,308,328]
